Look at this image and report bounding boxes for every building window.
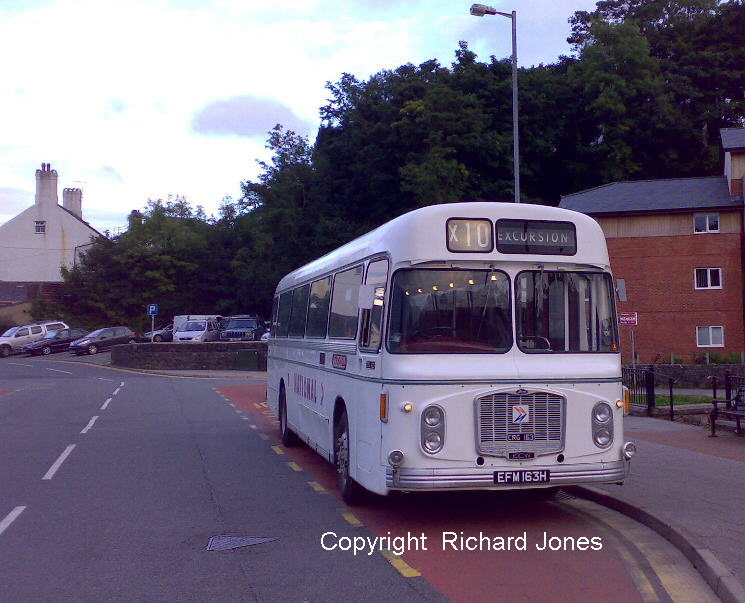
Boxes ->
[697,326,724,347]
[694,268,722,289]
[34,221,46,234]
[693,213,719,233]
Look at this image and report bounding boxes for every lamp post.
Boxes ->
[470,4,520,203]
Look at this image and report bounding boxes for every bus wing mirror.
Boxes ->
[358,284,375,310]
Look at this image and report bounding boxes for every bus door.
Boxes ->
[356,259,389,475]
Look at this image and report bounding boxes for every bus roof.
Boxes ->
[276,202,609,293]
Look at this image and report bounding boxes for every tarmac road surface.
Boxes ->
[0,357,721,601]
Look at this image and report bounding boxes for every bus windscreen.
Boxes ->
[388,269,512,353]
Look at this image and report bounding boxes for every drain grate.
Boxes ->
[206,535,278,551]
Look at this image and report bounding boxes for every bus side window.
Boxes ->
[270,296,279,336]
[329,265,363,339]
[360,258,389,351]
[288,284,310,337]
[306,276,332,339]
[276,291,293,337]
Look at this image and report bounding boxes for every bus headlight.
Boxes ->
[423,432,442,453]
[591,402,613,449]
[421,405,444,454]
[593,428,612,447]
[593,402,612,423]
[423,405,443,427]
[623,441,636,460]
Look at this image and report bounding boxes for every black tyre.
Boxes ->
[87,344,98,355]
[42,345,52,355]
[279,387,300,447]
[334,409,366,505]
[0,345,10,358]
[153,334,162,343]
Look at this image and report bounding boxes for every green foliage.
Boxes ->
[52,4,744,327]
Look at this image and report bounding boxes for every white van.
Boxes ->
[173,318,221,342]
[0,320,69,357]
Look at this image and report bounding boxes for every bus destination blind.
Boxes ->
[496,219,576,255]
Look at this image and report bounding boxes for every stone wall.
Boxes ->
[111,342,267,371]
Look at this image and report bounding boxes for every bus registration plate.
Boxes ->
[494,470,550,485]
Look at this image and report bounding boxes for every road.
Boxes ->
[0,354,719,601]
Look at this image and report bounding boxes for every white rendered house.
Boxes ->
[0,163,100,283]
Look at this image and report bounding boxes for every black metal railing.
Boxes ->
[622,365,676,419]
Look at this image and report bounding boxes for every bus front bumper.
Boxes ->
[385,460,628,490]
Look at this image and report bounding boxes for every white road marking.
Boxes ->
[112,388,120,395]
[100,398,112,410]
[80,416,99,434]
[8,362,32,367]
[0,506,26,537]
[119,382,124,387]
[46,368,73,374]
[96,377,116,382]
[0,506,26,534]
[42,445,76,480]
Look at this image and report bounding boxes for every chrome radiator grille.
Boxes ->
[476,391,565,457]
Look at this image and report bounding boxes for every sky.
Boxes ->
[0,0,598,233]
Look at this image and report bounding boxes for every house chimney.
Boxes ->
[63,188,83,219]
[35,162,58,206]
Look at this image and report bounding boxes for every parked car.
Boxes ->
[172,314,223,334]
[174,318,221,342]
[23,327,89,356]
[141,323,173,342]
[219,315,264,341]
[69,326,136,355]
[0,320,69,357]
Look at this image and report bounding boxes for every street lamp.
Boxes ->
[470,4,520,203]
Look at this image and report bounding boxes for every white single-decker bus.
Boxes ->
[268,202,636,504]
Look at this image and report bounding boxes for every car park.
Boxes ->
[69,326,136,355]
[141,323,173,342]
[0,320,69,357]
[22,327,89,356]
[174,318,221,342]
[219,315,264,341]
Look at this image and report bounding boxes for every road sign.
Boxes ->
[619,312,637,326]
[147,304,159,316]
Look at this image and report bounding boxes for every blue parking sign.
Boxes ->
[147,304,159,316]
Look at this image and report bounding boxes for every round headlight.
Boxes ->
[388,450,404,467]
[623,441,637,460]
[423,432,442,452]
[423,406,443,427]
[593,402,612,423]
[594,428,612,447]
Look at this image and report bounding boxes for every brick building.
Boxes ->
[560,128,745,364]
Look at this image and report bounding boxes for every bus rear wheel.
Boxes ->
[334,409,365,505]
[279,387,300,447]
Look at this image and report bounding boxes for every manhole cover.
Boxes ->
[206,535,278,551]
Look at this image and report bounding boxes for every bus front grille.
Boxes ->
[476,392,565,457]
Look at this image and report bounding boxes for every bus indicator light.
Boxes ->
[379,393,388,422]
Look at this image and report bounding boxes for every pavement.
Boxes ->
[41,355,745,601]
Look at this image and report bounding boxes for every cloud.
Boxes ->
[0,186,32,213]
[96,165,123,182]
[191,95,311,139]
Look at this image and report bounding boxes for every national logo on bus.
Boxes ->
[512,405,529,424]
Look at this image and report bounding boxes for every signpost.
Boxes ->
[619,312,637,368]
[147,304,158,342]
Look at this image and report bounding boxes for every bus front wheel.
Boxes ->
[279,387,300,447]
[334,409,365,505]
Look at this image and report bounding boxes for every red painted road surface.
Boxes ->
[219,384,644,602]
